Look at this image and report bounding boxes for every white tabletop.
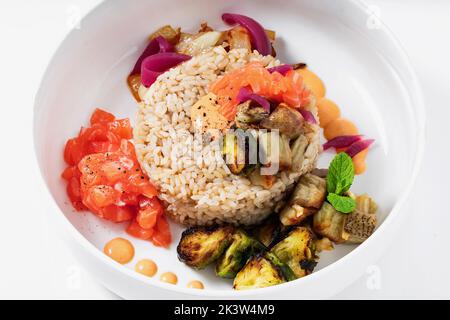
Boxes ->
[0,0,448,299]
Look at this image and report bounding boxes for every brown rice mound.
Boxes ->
[134,47,321,226]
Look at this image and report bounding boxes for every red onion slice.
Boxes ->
[345,139,375,158]
[323,135,363,151]
[222,13,272,56]
[299,109,317,124]
[267,65,294,76]
[236,87,271,113]
[141,53,191,88]
[131,36,174,75]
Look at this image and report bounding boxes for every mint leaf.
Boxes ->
[327,193,356,214]
[326,153,355,195]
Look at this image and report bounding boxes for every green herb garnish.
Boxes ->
[326,153,356,214]
[327,193,356,213]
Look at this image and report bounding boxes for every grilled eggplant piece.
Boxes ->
[343,194,377,244]
[260,104,304,139]
[279,173,326,226]
[314,194,378,244]
[225,26,252,51]
[216,230,265,279]
[314,237,334,252]
[177,225,234,269]
[176,31,223,55]
[259,132,292,170]
[252,216,285,248]
[235,101,269,129]
[291,135,308,171]
[270,227,316,278]
[313,202,347,243]
[149,25,181,45]
[311,168,328,178]
[290,174,326,209]
[279,205,316,226]
[233,254,285,290]
[355,193,378,214]
[248,168,277,189]
[265,252,297,282]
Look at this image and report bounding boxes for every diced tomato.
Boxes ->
[126,219,154,240]
[108,119,133,140]
[150,215,171,248]
[90,108,115,125]
[67,177,86,211]
[101,205,135,223]
[121,192,139,206]
[136,197,163,229]
[127,173,159,197]
[64,138,83,166]
[85,185,120,208]
[62,108,171,247]
[61,166,78,180]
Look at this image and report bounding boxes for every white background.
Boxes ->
[0,0,449,299]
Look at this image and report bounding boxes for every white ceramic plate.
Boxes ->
[34,0,424,299]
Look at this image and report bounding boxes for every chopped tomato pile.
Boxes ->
[62,108,171,248]
[210,62,311,120]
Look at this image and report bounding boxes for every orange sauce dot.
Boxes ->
[324,118,359,141]
[317,98,341,128]
[353,149,368,175]
[160,272,178,285]
[104,238,135,264]
[296,68,326,99]
[187,280,204,289]
[135,259,158,277]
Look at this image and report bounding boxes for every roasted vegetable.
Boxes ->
[177,225,234,269]
[313,202,346,243]
[233,254,285,290]
[260,104,304,139]
[291,135,308,171]
[248,168,277,189]
[270,227,316,278]
[235,100,269,129]
[343,194,377,244]
[216,230,265,278]
[225,26,252,51]
[222,132,246,175]
[313,195,377,244]
[259,131,292,171]
[311,168,328,178]
[252,215,285,248]
[265,29,276,42]
[314,237,334,252]
[279,173,326,226]
[265,252,297,282]
[149,25,181,45]
[222,130,258,175]
[176,31,223,55]
[199,22,214,33]
[279,205,316,226]
[290,174,326,209]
